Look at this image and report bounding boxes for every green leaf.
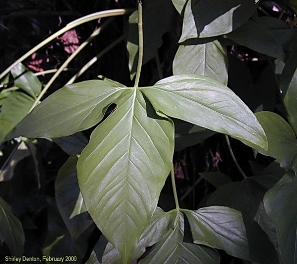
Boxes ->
[173,40,228,85]
[256,111,297,169]
[53,132,88,155]
[140,210,220,264]
[0,196,25,256]
[77,89,174,263]
[55,156,93,240]
[264,176,297,264]
[180,0,257,41]
[171,0,187,13]
[0,91,35,142]
[9,79,127,139]
[183,206,250,260]
[227,20,285,59]
[141,74,267,150]
[284,68,297,135]
[11,63,41,98]
[199,172,232,188]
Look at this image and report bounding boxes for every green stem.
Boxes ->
[225,135,247,179]
[29,18,112,111]
[0,8,133,80]
[133,1,143,88]
[171,163,180,210]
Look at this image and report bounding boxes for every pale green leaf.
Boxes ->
[180,0,257,41]
[264,176,297,264]
[140,210,220,264]
[11,63,41,98]
[227,20,285,59]
[284,68,297,135]
[141,74,267,150]
[55,156,93,240]
[0,91,35,142]
[171,0,187,13]
[256,111,297,169]
[183,206,250,260]
[9,79,127,139]
[173,40,228,85]
[77,89,174,263]
[0,196,24,256]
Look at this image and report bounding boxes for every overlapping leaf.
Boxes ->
[0,196,25,256]
[183,206,251,260]
[141,74,267,150]
[9,79,127,139]
[180,0,257,41]
[140,210,220,264]
[77,89,174,263]
[173,40,228,85]
[256,111,297,169]
[264,176,297,264]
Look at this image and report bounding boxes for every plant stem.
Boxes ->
[225,135,247,179]
[0,9,133,80]
[171,163,180,210]
[133,1,143,88]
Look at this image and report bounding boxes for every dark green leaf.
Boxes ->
[77,90,174,263]
[55,156,93,240]
[180,0,257,41]
[0,91,35,142]
[141,74,267,150]
[264,176,297,264]
[140,210,220,264]
[53,132,88,155]
[227,20,285,59]
[0,196,24,256]
[284,69,297,135]
[256,111,297,169]
[9,79,127,139]
[199,172,232,188]
[173,40,228,85]
[11,63,41,98]
[183,206,250,260]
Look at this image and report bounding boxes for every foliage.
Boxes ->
[0,0,297,263]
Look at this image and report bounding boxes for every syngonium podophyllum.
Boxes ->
[8,73,267,262]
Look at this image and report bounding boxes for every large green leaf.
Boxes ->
[183,206,250,260]
[256,111,297,169]
[0,196,25,256]
[173,40,228,85]
[227,20,284,59]
[180,0,257,41]
[11,63,41,98]
[55,156,93,240]
[9,79,127,139]
[284,69,297,135]
[77,89,174,263]
[141,74,267,150]
[0,91,35,142]
[264,176,297,264]
[140,210,220,264]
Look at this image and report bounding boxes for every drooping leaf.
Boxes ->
[180,0,257,41]
[0,91,35,142]
[264,176,297,264]
[284,68,297,135]
[140,210,220,264]
[77,89,174,263]
[9,79,127,139]
[55,156,93,240]
[183,206,250,260]
[11,63,41,98]
[227,20,285,59]
[0,196,25,256]
[256,111,297,169]
[173,40,228,85]
[141,74,267,150]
